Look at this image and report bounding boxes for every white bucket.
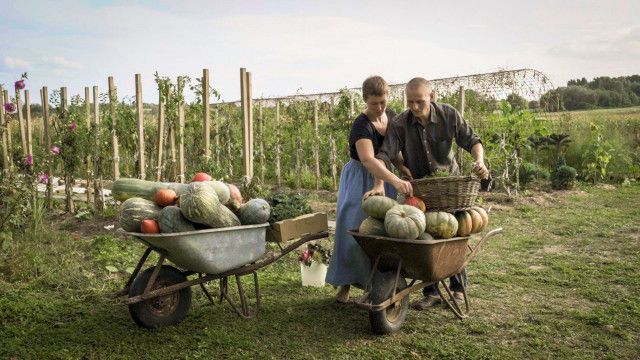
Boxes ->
[300,261,328,287]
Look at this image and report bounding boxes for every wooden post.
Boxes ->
[0,86,8,173]
[275,102,281,187]
[226,117,233,177]
[24,90,33,158]
[202,68,211,162]
[177,77,186,183]
[402,89,407,108]
[295,104,302,190]
[156,92,165,182]
[16,87,27,156]
[84,87,91,127]
[166,87,177,181]
[41,87,53,209]
[313,100,320,190]
[258,102,264,182]
[330,135,337,191]
[3,90,12,159]
[135,74,145,180]
[109,77,120,180]
[214,107,220,169]
[240,68,254,179]
[93,85,104,213]
[60,86,75,214]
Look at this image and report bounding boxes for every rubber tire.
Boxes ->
[128,265,192,329]
[368,271,409,335]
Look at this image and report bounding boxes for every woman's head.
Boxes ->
[362,76,389,117]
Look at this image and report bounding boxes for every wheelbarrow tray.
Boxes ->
[126,224,269,274]
[349,230,470,283]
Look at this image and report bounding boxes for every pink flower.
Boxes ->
[4,103,17,114]
[15,80,26,90]
[68,122,77,132]
[37,172,49,184]
[51,145,61,155]
[23,154,33,166]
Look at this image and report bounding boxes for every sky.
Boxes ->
[0,0,638,103]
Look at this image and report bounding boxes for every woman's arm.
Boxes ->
[355,139,413,196]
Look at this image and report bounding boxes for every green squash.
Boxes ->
[112,178,190,202]
[362,195,397,220]
[384,205,426,240]
[119,197,162,232]
[358,216,387,237]
[205,180,231,204]
[424,211,458,239]
[180,183,240,228]
[238,198,271,225]
[158,206,196,233]
[417,232,435,241]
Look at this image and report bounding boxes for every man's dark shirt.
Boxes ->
[376,102,481,179]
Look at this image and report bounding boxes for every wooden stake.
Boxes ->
[16,87,27,156]
[63,86,75,214]
[203,68,211,161]
[295,104,301,190]
[0,86,8,173]
[85,86,92,203]
[61,87,68,114]
[275,102,281,187]
[247,72,254,179]
[85,87,91,127]
[258,102,264,182]
[226,116,233,177]
[93,85,104,213]
[109,76,120,180]
[330,135,337,191]
[41,87,53,209]
[177,76,186,183]
[24,90,33,157]
[240,68,254,179]
[313,100,320,190]
[214,107,220,169]
[156,92,165,182]
[166,87,176,181]
[3,90,12,161]
[135,74,145,180]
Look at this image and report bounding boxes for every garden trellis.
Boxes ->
[0,68,556,213]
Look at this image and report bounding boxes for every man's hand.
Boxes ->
[472,161,489,180]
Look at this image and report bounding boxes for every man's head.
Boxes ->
[362,76,389,117]
[405,77,432,119]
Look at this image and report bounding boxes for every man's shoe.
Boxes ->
[411,295,441,310]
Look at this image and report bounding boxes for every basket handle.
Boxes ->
[462,227,502,268]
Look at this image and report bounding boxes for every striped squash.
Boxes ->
[119,197,162,232]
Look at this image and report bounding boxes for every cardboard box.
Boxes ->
[266,212,329,242]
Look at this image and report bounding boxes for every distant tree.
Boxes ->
[506,93,528,111]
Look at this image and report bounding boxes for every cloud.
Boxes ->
[548,25,640,60]
[43,56,82,70]
[3,56,32,70]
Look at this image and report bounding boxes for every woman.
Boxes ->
[325,76,412,303]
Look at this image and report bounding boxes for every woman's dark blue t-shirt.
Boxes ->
[349,109,396,161]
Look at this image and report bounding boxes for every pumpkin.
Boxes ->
[467,209,483,234]
[417,232,435,241]
[206,180,231,204]
[140,219,160,234]
[239,198,271,225]
[112,178,190,202]
[180,183,240,228]
[470,206,489,232]
[404,196,426,212]
[226,199,242,214]
[455,211,473,237]
[384,205,426,240]
[227,183,243,205]
[119,197,162,232]
[155,188,177,207]
[192,172,212,182]
[424,211,458,239]
[362,195,397,220]
[158,206,196,233]
[359,216,387,237]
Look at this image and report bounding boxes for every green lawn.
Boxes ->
[1,182,639,359]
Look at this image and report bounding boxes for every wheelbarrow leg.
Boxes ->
[436,275,470,320]
[111,247,153,298]
[199,273,215,305]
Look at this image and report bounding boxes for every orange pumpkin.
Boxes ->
[404,196,426,212]
[471,206,489,231]
[192,172,212,182]
[227,183,243,205]
[155,188,177,207]
[455,211,473,237]
[140,219,160,234]
[467,209,483,234]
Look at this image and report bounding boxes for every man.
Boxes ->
[363,77,489,310]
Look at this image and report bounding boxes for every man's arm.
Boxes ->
[450,105,489,179]
[470,143,489,179]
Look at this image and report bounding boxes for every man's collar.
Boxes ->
[409,103,437,126]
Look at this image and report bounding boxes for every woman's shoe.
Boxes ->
[335,285,350,304]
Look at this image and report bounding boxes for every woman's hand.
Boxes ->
[392,178,413,197]
[363,184,385,200]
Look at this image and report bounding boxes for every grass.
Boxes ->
[1,182,640,359]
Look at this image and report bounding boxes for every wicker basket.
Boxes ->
[411,176,480,212]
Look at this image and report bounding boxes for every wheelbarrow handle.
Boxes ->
[461,227,503,269]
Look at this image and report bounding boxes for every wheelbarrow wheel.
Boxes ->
[368,271,408,335]
[128,265,192,329]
